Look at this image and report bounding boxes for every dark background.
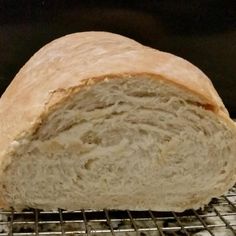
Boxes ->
[0,0,235,116]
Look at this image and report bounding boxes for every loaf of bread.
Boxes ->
[0,32,235,212]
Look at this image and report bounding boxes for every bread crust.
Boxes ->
[0,32,235,208]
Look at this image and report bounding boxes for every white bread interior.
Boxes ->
[2,76,236,212]
[0,32,236,211]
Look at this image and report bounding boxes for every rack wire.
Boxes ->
[0,185,236,235]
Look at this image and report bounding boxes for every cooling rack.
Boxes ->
[0,186,236,236]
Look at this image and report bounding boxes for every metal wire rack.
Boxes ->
[0,185,236,236]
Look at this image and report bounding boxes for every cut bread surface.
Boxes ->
[3,76,236,211]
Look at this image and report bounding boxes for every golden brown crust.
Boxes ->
[0,32,234,208]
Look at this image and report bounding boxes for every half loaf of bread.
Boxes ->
[0,32,235,212]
